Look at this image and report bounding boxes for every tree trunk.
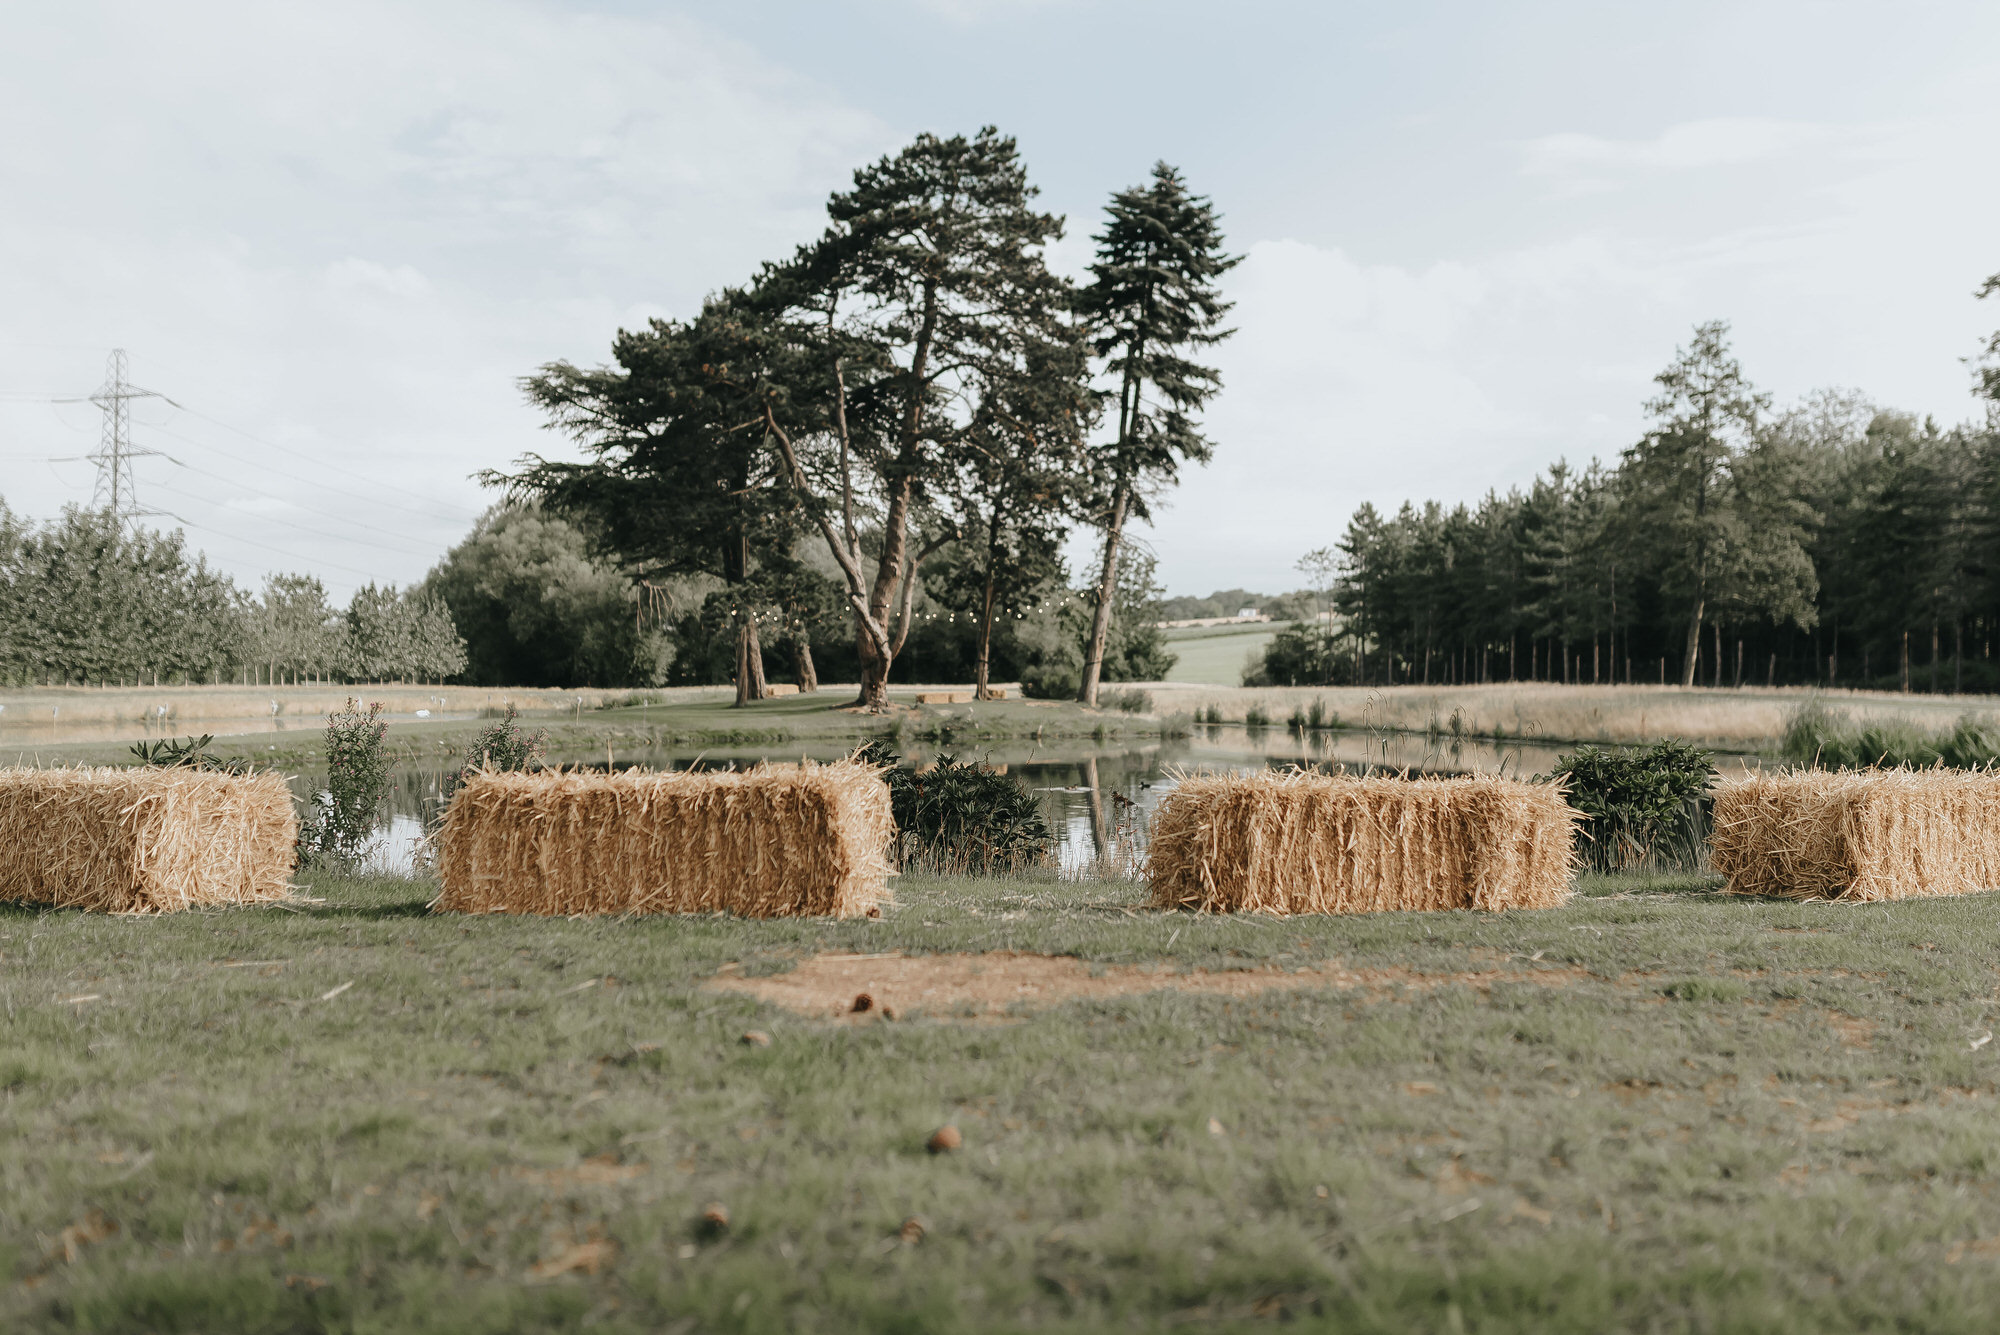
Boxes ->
[975,514,1000,701]
[733,614,767,707]
[1082,755,1108,860]
[794,636,818,694]
[1680,597,1704,688]
[1900,630,1910,693]
[1078,481,1130,706]
[1930,620,1940,694]
[1955,620,1964,695]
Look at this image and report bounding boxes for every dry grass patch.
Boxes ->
[704,949,1586,1019]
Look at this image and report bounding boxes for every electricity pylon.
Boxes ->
[86,348,166,525]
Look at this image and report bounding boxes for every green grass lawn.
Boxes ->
[8,871,2000,1332]
[1162,623,1290,686]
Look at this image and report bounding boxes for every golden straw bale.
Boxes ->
[0,766,297,913]
[433,760,894,918]
[1145,769,1577,915]
[1712,769,2000,902]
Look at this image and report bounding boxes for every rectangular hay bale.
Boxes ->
[0,766,298,913]
[1712,769,2000,901]
[1146,769,1577,914]
[434,760,894,918]
[915,691,973,705]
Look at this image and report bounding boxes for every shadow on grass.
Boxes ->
[291,872,436,919]
[1573,869,1725,899]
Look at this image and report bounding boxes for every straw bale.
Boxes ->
[433,760,894,918]
[1145,769,1577,914]
[0,766,297,913]
[1712,769,2000,901]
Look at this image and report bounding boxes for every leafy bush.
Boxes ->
[1021,659,1081,699]
[859,743,1052,873]
[1243,704,1271,728]
[1103,688,1151,714]
[1287,698,1338,732]
[1244,623,1350,687]
[1782,699,2000,769]
[1548,740,1715,871]
[460,704,547,776]
[129,734,243,773]
[297,699,394,870]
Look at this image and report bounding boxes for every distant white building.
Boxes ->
[1236,608,1260,619]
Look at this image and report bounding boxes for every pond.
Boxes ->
[301,723,1600,877]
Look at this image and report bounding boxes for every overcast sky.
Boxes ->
[3,0,1996,600]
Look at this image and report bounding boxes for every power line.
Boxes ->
[148,478,441,560]
[141,419,475,535]
[141,441,453,552]
[154,507,395,582]
[163,402,485,524]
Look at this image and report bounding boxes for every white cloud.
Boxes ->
[0,0,891,599]
[323,260,432,299]
[1522,117,1832,179]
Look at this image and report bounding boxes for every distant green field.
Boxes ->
[1161,620,1290,685]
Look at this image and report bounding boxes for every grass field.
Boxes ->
[1137,681,2000,754]
[10,869,2000,1332]
[1161,623,1290,686]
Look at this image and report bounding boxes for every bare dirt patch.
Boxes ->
[704,952,1583,1020]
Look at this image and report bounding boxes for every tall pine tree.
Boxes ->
[1075,164,1237,705]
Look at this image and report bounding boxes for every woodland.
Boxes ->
[1262,310,2000,695]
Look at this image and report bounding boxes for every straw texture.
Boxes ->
[434,761,894,918]
[1146,769,1577,914]
[0,766,298,913]
[1712,769,2000,901]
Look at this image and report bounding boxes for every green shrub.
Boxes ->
[461,704,547,775]
[1782,699,2000,769]
[297,699,394,871]
[859,743,1052,873]
[1244,623,1348,687]
[1103,688,1151,714]
[128,733,243,773]
[1021,660,1080,699]
[1548,740,1715,871]
[1243,704,1271,728]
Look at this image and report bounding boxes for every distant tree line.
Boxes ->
[1264,301,2000,694]
[1158,588,1317,622]
[0,503,465,688]
[493,128,1235,706]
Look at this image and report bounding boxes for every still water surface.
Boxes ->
[303,724,1589,876]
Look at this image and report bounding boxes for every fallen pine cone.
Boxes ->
[926,1125,962,1154]
[899,1215,927,1244]
[851,993,873,1013]
[698,1202,729,1237]
[740,1030,771,1047]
